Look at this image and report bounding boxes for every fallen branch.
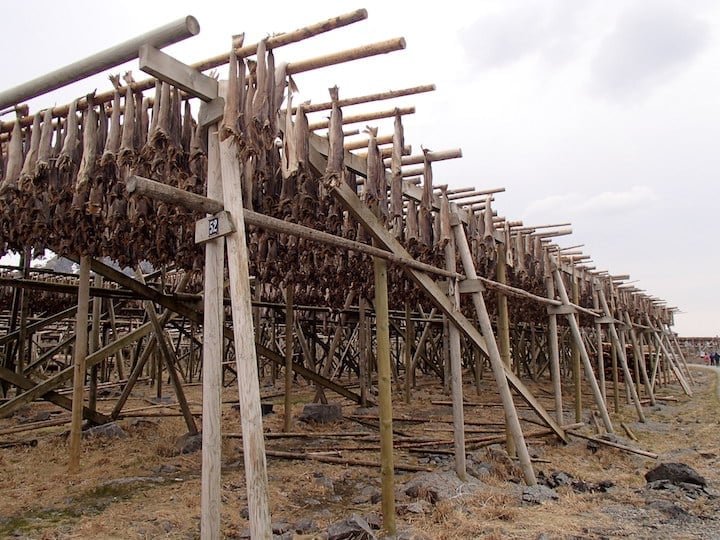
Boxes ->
[620,422,639,442]
[264,449,431,472]
[567,430,657,459]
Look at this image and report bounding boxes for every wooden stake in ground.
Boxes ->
[201,128,225,540]
[219,134,272,539]
[373,255,397,536]
[451,209,537,486]
[495,240,515,458]
[544,259,563,426]
[69,255,90,473]
[284,285,294,433]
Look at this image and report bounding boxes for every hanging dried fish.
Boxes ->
[73,93,98,211]
[118,75,136,167]
[35,108,56,174]
[19,112,42,190]
[251,39,269,131]
[390,110,404,237]
[222,39,241,141]
[326,86,344,176]
[0,119,23,193]
[418,148,434,247]
[101,75,123,165]
[57,100,80,173]
[181,100,193,153]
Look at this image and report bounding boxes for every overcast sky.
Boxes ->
[1,0,718,337]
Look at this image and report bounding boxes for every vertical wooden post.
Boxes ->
[496,241,515,457]
[611,341,620,412]
[373,256,396,536]
[444,215,467,480]
[108,300,125,380]
[88,274,102,412]
[359,297,368,407]
[571,273,582,423]
[544,271,563,426]
[404,302,412,405]
[552,267,613,432]
[69,255,91,473]
[591,289,606,404]
[441,316,451,395]
[219,136,272,539]
[452,215,536,486]
[596,287,645,422]
[624,312,655,406]
[284,285,294,432]
[201,128,225,540]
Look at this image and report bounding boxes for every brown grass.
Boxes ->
[0,368,718,538]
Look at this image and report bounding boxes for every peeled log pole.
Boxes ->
[451,211,537,486]
[219,135,272,539]
[287,37,406,75]
[552,267,614,433]
[201,129,224,540]
[68,256,90,474]
[596,286,646,422]
[374,256,397,536]
[0,16,200,110]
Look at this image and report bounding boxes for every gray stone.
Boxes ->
[83,422,127,439]
[647,500,690,520]
[299,403,343,424]
[645,462,706,487]
[174,432,202,455]
[404,471,482,504]
[327,513,377,540]
[521,485,559,504]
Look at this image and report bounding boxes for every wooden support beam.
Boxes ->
[328,179,566,448]
[286,37,406,76]
[219,134,272,539]
[295,84,435,114]
[0,16,200,110]
[69,256,90,473]
[139,45,218,101]
[308,106,415,131]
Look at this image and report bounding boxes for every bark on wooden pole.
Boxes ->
[201,128,224,540]
[373,255,397,536]
[68,256,91,473]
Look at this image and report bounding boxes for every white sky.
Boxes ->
[1,0,718,337]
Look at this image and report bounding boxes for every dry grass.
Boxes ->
[0,367,718,538]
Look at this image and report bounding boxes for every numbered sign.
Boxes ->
[195,211,235,244]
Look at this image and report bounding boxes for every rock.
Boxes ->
[298,403,343,424]
[521,485,558,504]
[174,432,202,455]
[647,500,690,520]
[396,500,433,516]
[645,463,706,487]
[293,518,318,534]
[83,422,127,439]
[404,471,482,504]
[327,513,377,540]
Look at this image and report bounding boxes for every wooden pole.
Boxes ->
[373,256,397,536]
[552,267,613,432]
[611,340,620,412]
[452,214,536,485]
[0,16,200,110]
[286,37,406,75]
[592,288,606,403]
[544,271,563,425]
[571,272,582,423]
[88,274,102,412]
[495,241,515,457]
[284,285,294,433]
[219,133,272,538]
[404,302,413,405]
[625,312,655,406]
[359,297,369,407]
[201,128,224,540]
[444,218,467,480]
[596,287,645,422]
[68,256,90,473]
